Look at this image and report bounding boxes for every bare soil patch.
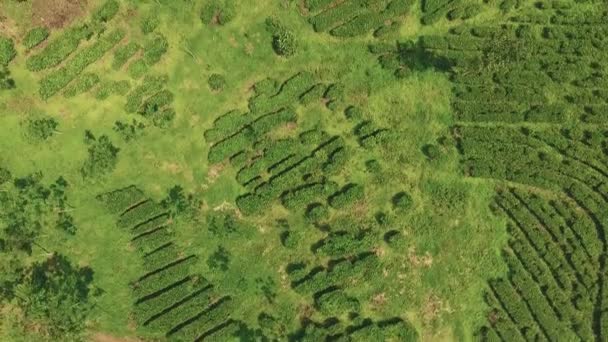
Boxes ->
[32,0,88,29]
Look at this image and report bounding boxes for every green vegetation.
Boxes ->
[0,36,16,66]
[0,0,605,341]
[22,27,50,50]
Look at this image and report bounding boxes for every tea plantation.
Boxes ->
[0,0,605,341]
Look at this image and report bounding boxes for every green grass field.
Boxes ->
[0,0,606,341]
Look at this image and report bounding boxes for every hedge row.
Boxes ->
[27,24,93,71]
[134,277,210,323]
[292,253,381,294]
[97,185,146,214]
[39,29,125,99]
[248,71,315,113]
[143,34,168,65]
[0,36,16,66]
[95,80,131,100]
[131,227,174,255]
[236,136,345,215]
[146,284,217,331]
[63,73,100,98]
[314,230,375,257]
[112,42,140,70]
[133,255,198,299]
[168,297,233,341]
[328,183,364,209]
[281,181,338,211]
[118,199,167,229]
[125,75,168,112]
[92,0,120,23]
[23,27,50,50]
[207,108,296,164]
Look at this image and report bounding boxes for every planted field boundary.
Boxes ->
[23,0,171,121]
[302,0,415,38]
[97,186,240,341]
[204,71,365,216]
[405,3,608,340]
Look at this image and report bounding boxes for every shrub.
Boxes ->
[26,24,93,72]
[267,17,297,57]
[92,0,119,23]
[208,73,226,91]
[272,29,298,57]
[344,106,364,120]
[143,34,168,65]
[112,42,140,70]
[39,29,125,99]
[23,27,49,50]
[0,36,16,66]
[315,289,360,315]
[141,13,160,34]
[64,73,100,98]
[24,117,59,141]
[253,78,278,96]
[0,167,12,185]
[95,80,130,100]
[329,183,365,209]
[0,66,15,90]
[81,131,120,178]
[306,203,329,222]
[422,143,441,160]
[365,159,382,174]
[201,0,237,25]
[392,191,413,210]
[113,119,145,142]
[281,230,301,249]
[125,75,168,112]
[127,59,148,79]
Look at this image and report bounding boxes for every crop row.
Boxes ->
[113,42,141,70]
[281,181,339,211]
[168,296,233,340]
[291,253,381,294]
[97,185,146,215]
[207,108,297,164]
[134,277,210,323]
[147,286,217,332]
[132,227,174,255]
[125,74,169,111]
[133,255,198,300]
[248,72,316,114]
[63,73,100,98]
[26,24,93,72]
[236,136,348,215]
[118,199,167,229]
[39,29,125,99]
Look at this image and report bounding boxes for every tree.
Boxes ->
[14,254,96,341]
[81,131,120,178]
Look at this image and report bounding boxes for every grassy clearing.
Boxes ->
[0,0,510,340]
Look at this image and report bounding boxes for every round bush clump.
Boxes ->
[306,203,329,222]
[208,73,226,92]
[272,30,297,57]
[392,191,413,210]
[422,144,441,160]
